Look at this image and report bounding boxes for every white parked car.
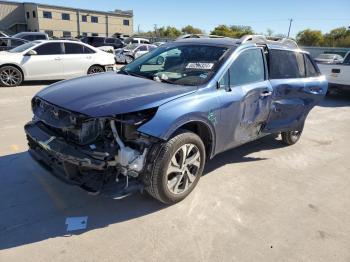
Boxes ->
[124,37,150,45]
[317,51,350,93]
[0,40,116,87]
[314,53,344,64]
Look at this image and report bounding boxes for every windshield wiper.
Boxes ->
[118,68,149,80]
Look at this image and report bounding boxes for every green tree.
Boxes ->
[323,27,350,47]
[181,25,203,35]
[211,25,254,38]
[157,26,182,38]
[230,25,254,38]
[296,29,324,46]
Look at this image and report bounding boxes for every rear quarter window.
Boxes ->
[269,49,305,79]
[304,54,320,77]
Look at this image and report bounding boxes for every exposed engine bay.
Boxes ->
[25,97,159,198]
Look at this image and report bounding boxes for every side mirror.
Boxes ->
[217,81,231,92]
[25,49,37,56]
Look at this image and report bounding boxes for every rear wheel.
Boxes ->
[145,131,206,204]
[87,65,105,75]
[281,130,303,145]
[0,66,23,87]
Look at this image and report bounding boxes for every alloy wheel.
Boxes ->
[166,143,201,195]
[0,67,21,86]
[88,66,104,74]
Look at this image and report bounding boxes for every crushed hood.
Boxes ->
[36,72,196,117]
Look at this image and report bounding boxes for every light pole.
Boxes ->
[287,18,293,38]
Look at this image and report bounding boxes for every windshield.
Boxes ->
[120,44,230,86]
[8,42,37,53]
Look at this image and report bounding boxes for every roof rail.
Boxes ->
[239,35,299,49]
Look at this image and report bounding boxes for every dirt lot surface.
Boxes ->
[0,83,350,262]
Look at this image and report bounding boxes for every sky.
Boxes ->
[18,0,350,37]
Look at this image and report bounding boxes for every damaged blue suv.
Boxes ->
[25,35,327,204]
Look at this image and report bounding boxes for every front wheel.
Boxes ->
[0,66,23,87]
[281,130,303,145]
[145,131,206,204]
[87,65,105,75]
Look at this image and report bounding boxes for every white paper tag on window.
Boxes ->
[186,63,214,70]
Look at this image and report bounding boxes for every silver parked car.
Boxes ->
[115,43,157,64]
[314,53,344,64]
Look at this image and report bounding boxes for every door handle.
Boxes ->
[54,57,61,61]
[260,91,272,97]
[331,68,340,73]
[86,56,92,59]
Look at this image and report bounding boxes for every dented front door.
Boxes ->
[215,47,273,152]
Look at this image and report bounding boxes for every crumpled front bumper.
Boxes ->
[24,121,106,185]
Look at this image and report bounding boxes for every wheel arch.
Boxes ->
[0,63,25,80]
[168,120,216,160]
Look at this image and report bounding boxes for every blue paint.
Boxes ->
[35,39,327,160]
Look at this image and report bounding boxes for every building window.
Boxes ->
[91,33,98,36]
[26,12,30,19]
[82,32,88,37]
[43,11,52,19]
[91,16,98,23]
[123,19,129,26]
[32,11,36,18]
[62,13,70,20]
[82,15,87,22]
[63,31,71,38]
[45,30,54,37]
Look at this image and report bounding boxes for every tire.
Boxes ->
[87,65,105,75]
[281,130,303,145]
[145,131,206,204]
[0,66,23,87]
[125,55,134,64]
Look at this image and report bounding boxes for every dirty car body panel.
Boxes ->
[24,37,327,202]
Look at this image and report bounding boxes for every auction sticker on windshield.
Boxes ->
[186,63,214,70]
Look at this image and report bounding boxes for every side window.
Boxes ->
[219,70,230,90]
[295,52,305,77]
[34,43,62,55]
[304,55,319,77]
[105,38,115,44]
[36,35,47,40]
[269,50,305,79]
[83,46,95,54]
[10,39,25,47]
[343,54,350,64]
[64,43,84,54]
[138,45,147,51]
[230,48,265,86]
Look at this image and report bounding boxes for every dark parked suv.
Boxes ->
[81,36,125,49]
[24,35,327,204]
[0,37,28,51]
[12,32,49,41]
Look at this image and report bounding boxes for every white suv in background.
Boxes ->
[0,40,116,87]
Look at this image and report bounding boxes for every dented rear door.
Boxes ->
[263,50,327,133]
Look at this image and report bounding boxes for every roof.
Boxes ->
[13,32,47,36]
[175,38,240,47]
[0,1,133,17]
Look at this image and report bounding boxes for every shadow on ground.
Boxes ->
[0,135,283,250]
[319,92,350,108]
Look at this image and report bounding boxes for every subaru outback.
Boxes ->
[25,36,327,204]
